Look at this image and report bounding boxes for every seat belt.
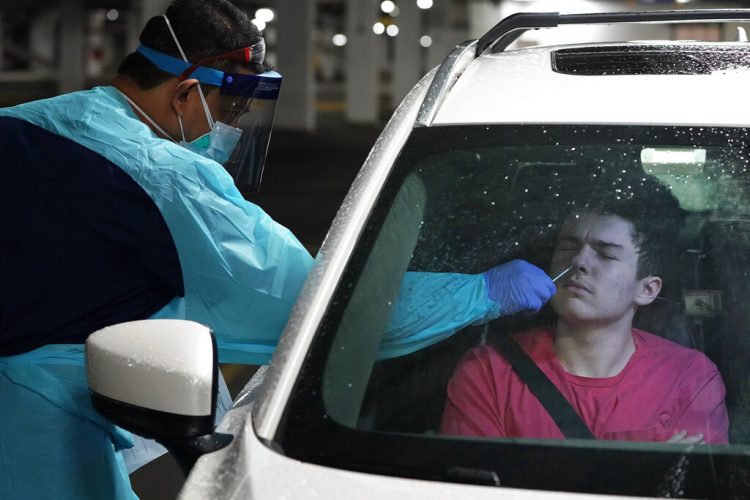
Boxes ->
[494,334,595,440]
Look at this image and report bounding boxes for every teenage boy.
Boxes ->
[440,172,729,444]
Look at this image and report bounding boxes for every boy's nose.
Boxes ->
[570,247,592,275]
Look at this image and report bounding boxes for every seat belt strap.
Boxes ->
[494,334,595,440]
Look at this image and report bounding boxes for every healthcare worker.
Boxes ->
[0,0,554,498]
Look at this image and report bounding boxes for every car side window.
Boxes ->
[283,125,750,498]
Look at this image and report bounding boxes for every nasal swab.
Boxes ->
[551,265,573,283]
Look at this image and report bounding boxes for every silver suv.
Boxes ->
[89,9,750,499]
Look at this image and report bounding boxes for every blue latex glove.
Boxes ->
[482,259,556,315]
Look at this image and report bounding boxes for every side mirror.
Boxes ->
[85,319,232,474]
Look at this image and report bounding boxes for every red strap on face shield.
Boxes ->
[178,45,261,82]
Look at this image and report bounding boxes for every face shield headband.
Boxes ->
[136,36,282,193]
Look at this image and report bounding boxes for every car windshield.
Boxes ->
[279,124,750,497]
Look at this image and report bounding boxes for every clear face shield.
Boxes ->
[136,16,281,193]
[214,71,281,193]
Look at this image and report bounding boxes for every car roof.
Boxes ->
[432,41,750,127]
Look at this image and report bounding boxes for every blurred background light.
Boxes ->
[254,8,275,23]
[380,1,396,14]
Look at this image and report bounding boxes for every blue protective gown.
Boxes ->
[0,87,498,499]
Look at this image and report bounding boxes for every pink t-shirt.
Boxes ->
[440,327,729,444]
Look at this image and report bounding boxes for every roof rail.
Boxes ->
[415,9,750,127]
[415,40,476,127]
[478,9,750,56]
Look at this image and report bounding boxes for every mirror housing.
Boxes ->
[86,319,231,473]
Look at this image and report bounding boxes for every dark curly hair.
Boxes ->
[565,167,685,279]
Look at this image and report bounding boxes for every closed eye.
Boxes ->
[594,242,622,260]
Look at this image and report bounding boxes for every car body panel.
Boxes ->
[183,393,642,500]
[434,42,750,127]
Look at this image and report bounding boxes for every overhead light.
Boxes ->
[106,8,119,21]
[419,35,432,47]
[373,22,385,35]
[254,8,275,23]
[641,147,706,175]
[332,34,348,47]
[380,0,395,14]
[417,0,433,9]
[251,19,267,31]
[386,24,399,37]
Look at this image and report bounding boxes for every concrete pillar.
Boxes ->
[126,0,170,52]
[136,0,170,26]
[425,0,466,71]
[275,0,316,131]
[345,0,378,124]
[59,0,85,93]
[87,11,105,78]
[393,0,421,105]
[125,5,143,52]
[30,10,57,73]
[467,1,500,40]
[0,14,4,71]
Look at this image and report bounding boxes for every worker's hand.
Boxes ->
[482,259,556,316]
[666,430,705,445]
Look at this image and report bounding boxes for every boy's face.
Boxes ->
[549,213,661,327]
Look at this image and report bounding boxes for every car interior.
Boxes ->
[353,135,750,447]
